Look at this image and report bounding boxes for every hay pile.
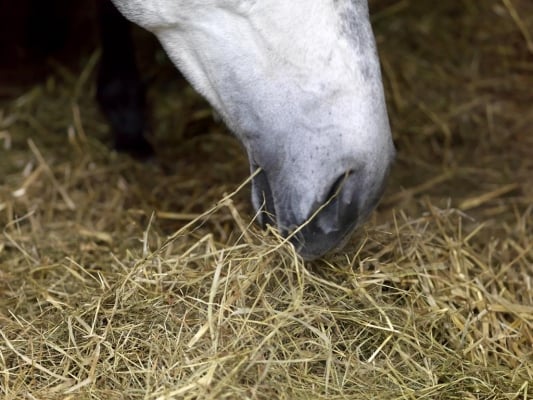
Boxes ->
[1,1,532,398]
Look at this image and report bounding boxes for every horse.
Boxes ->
[11,0,394,259]
[99,0,396,260]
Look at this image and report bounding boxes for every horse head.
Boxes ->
[111,0,395,259]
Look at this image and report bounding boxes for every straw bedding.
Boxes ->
[1,1,532,398]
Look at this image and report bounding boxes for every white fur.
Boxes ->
[111,0,395,254]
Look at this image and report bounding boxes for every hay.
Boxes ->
[1,0,532,398]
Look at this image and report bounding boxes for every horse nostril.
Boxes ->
[324,170,355,207]
[297,170,359,239]
[251,167,276,228]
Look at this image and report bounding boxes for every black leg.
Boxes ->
[96,0,153,157]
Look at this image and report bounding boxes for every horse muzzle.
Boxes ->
[251,167,389,260]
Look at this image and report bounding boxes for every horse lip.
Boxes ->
[287,202,359,260]
[294,216,359,260]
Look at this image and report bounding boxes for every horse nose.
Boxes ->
[252,168,386,260]
[293,171,368,260]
